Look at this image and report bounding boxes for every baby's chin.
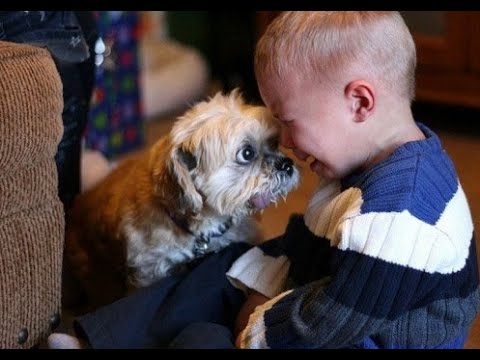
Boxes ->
[310,160,338,180]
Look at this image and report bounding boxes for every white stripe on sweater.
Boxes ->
[239,289,293,349]
[304,182,473,274]
[226,247,290,298]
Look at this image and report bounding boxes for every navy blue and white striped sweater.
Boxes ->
[227,122,480,349]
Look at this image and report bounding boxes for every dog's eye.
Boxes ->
[236,145,256,164]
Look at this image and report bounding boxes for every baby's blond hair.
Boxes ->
[255,11,417,102]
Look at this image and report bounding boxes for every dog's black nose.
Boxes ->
[275,157,294,176]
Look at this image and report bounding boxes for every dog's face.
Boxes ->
[152,90,300,220]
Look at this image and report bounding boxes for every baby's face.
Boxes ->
[258,74,366,180]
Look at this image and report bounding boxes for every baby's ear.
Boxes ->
[345,80,375,122]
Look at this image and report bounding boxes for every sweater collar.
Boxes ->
[341,122,441,189]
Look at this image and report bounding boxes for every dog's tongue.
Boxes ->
[251,193,273,210]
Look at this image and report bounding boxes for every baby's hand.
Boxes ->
[234,289,270,341]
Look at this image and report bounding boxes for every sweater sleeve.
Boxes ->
[226,214,328,298]
[236,254,391,349]
[226,245,290,298]
[237,209,477,349]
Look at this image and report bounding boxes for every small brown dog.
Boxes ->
[65,90,299,309]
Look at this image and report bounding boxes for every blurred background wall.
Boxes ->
[83,11,480,159]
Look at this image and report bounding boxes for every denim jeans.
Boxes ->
[0,11,97,209]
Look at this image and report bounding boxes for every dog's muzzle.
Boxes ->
[275,157,294,176]
[249,154,298,211]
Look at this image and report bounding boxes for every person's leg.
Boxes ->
[146,242,250,348]
[53,11,97,210]
[168,323,235,349]
[56,242,251,349]
[47,273,181,349]
[72,275,181,349]
[49,322,236,350]
[54,59,93,209]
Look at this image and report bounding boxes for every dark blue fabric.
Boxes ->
[74,242,251,349]
[260,214,332,287]
[260,217,479,322]
[0,11,90,63]
[326,236,479,319]
[168,323,235,349]
[341,122,458,225]
[352,331,468,349]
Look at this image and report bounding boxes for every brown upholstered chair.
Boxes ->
[0,41,65,348]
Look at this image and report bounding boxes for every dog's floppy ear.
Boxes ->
[166,145,203,215]
[151,134,204,216]
[177,147,197,171]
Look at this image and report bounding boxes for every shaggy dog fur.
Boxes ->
[65,90,299,309]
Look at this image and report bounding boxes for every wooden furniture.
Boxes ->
[401,11,480,108]
[255,11,480,109]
